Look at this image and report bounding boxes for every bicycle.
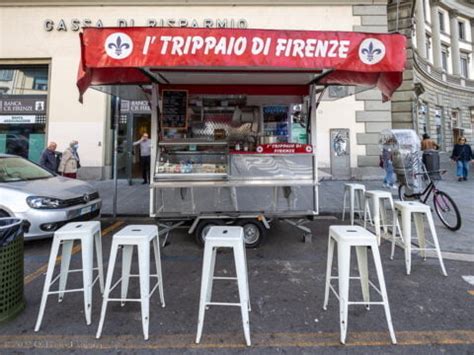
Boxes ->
[398,169,461,231]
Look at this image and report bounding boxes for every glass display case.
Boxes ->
[155,140,228,180]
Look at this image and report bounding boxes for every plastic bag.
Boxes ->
[0,218,24,247]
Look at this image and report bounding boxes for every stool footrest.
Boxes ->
[206,302,242,307]
[213,276,237,280]
[107,275,161,299]
[46,287,85,295]
[328,279,382,298]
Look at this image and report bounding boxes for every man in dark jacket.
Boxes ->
[451,137,473,181]
[39,142,58,173]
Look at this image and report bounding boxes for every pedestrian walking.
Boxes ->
[381,146,396,189]
[421,133,439,151]
[58,140,81,179]
[133,133,151,184]
[450,136,473,181]
[39,142,58,173]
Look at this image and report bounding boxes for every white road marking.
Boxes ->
[462,275,474,286]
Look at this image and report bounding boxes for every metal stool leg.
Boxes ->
[425,212,447,276]
[196,243,214,344]
[413,213,427,260]
[355,246,370,310]
[121,245,133,307]
[323,235,335,310]
[152,237,166,307]
[81,235,94,326]
[205,247,217,307]
[342,188,347,221]
[96,240,119,339]
[234,243,251,346]
[58,240,74,302]
[401,210,412,275]
[137,242,151,340]
[349,189,355,225]
[35,237,61,332]
[337,242,351,344]
[370,244,397,344]
[94,230,105,293]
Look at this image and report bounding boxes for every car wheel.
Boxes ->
[194,219,225,247]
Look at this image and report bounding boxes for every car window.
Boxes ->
[0,157,53,182]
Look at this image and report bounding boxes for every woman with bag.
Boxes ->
[451,137,473,181]
[58,140,81,179]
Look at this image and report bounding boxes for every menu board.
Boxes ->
[161,90,188,129]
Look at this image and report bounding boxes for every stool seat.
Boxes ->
[329,226,376,245]
[365,190,393,198]
[54,221,101,239]
[344,183,365,190]
[394,201,430,213]
[113,225,158,243]
[206,226,244,244]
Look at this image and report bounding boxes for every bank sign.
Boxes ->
[0,95,47,124]
[44,18,248,32]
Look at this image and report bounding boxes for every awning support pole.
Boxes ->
[149,83,159,217]
[112,96,120,218]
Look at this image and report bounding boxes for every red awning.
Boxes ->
[77,27,406,101]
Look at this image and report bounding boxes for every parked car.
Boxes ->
[0,154,101,240]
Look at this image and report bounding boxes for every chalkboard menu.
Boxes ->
[161,90,188,129]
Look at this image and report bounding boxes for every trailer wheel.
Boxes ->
[237,219,266,248]
[194,219,224,247]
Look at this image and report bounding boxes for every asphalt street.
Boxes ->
[1,217,473,353]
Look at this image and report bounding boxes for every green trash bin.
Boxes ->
[0,218,25,323]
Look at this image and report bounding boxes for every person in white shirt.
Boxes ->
[133,133,151,184]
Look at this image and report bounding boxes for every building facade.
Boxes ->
[388,0,474,152]
[1,0,394,179]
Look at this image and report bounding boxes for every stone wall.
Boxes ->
[352,3,393,176]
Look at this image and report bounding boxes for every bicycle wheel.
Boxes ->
[433,191,461,231]
[398,184,416,201]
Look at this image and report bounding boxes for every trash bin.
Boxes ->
[0,218,25,322]
[422,150,441,180]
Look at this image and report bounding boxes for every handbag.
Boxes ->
[379,155,384,168]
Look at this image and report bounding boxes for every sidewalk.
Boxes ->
[89,156,474,254]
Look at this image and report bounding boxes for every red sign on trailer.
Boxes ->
[256,144,313,154]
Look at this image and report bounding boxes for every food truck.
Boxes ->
[77,27,406,247]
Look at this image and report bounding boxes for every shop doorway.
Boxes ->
[131,114,151,181]
[116,113,151,183]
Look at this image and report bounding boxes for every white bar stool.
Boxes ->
[342,183,366,225]
[35,221,104,332]
[363,190,401,246]
[96,225,165,340]
[323,225,397,345]
[393,201,447,276]
[196,226,251,346]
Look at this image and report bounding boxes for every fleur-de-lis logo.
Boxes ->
[108,36,130,57]
[361,42,382,62]
[358,38,386,65]
[104,32,133,60]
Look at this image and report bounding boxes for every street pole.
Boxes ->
[112,95,120,218]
